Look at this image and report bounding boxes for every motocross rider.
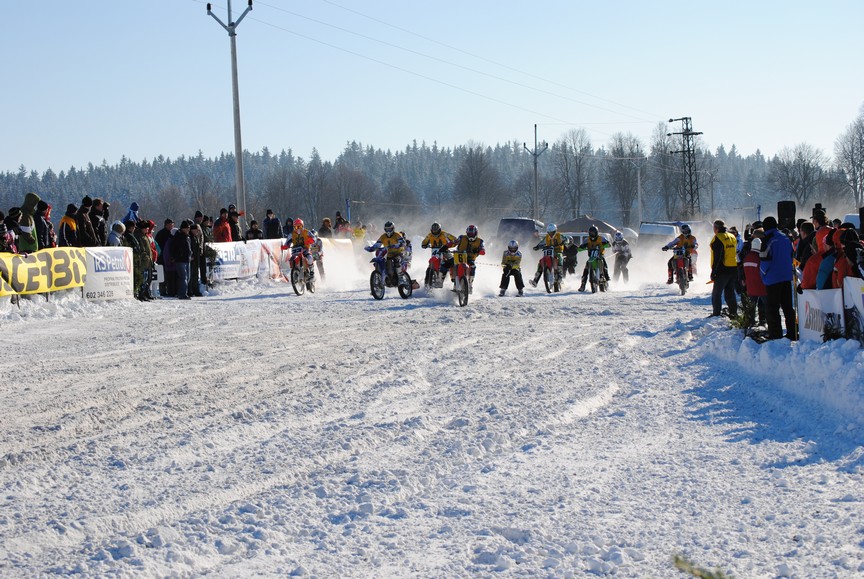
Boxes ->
[367,220,405,277]
[611,231,632,283]
[499,240,524,297]
[308,229,325,282]
[529,223,565,288]
[421,221,457,286]
[577,226,610,291]
[287,218,315,278]
[661,223,698,283]
[562,236,579,276]
[447,224,485,292]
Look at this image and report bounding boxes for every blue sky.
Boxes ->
[2,0,862,174]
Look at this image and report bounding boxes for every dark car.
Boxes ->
[496,218,544,252]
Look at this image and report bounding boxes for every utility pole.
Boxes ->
[523,124,548,221]
[207,0,253,228]
[668,117,703,219]
[625,147,645,226]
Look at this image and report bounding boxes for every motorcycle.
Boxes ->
[289,246,316,295]
[538,245,563,293]
[586,248,608,293]
[425,246,449,290]
[366,243,414,300]
[672,247,690,295]
[450,251,472,307]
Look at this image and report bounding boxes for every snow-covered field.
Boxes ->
[2,249,863,578]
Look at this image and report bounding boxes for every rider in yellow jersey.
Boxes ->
[448,224,485,292]
[421,222,457,283]
[529,223,565,287]
[661,223,698,283]
[577,226,611,291]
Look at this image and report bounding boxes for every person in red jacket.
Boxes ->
[213,208,232,242]
[742,235,767,325]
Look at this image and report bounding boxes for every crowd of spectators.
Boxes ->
[733,208,864,340]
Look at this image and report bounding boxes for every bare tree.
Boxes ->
[554,128,594,220]
[453,146,504,221]
[834,110,864,208]
[769,143,827,207]
[604,133,642,227]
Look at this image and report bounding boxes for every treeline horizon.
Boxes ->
[2,115,863,232]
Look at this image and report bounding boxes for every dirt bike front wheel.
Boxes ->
[291,267,306,296]
[456,276,469,307]
[370,270,385,300]
[398,273,413,299]
[543,267,553,294]
[677,267,688,295]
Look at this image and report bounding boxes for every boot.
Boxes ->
[667,272,674,284]
[517,289,524,297]
[529,274,538,287]
[499,288,506,297]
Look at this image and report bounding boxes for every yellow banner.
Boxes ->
[0,247,87,296]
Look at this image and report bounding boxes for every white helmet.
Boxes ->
[508,240,519,251]
[614,231,623,242]
[547,223,557,234]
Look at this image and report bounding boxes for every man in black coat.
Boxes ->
[172,220,193,299]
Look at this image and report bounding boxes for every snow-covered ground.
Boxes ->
[2,248,863,577]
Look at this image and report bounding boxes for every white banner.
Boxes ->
[843,277,864,341]
[799,288,845,342]
[210,240,262,281]
[83,247,134,300]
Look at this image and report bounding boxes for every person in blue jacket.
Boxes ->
[759,216,797,340]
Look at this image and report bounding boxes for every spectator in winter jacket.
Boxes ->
[228,211,242,243]
[136,220,157,300]
[58,204,78,247]
[795,221,815,270]
[245,220,264,240]
[709,219,738,318]
[189,223,204,297]
[17,192,41,253]
[759,216,797,340]
[812,209,833,255]
[263,210,282,239]
[318,217,333,238]
[155,219,176,297]
[213,208,232,242]
[122,202,140,226]
[815,233,838,290]
[171,220,194,299]
[742,235,767,326]
[75,202,98,247]
[0,222,16,253]
[107,221,125,246]
[34,200,53,250]
[89,198,108,246]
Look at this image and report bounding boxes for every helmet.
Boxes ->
[384,221,395,234]
[431,222,441,235]
[508,239,519,251]
[563,236,574,247]
[614,231,623,242]
[588,226,598,239]
[293,218,304,229]
[310,229,318,238]
[466,224,478,240]
[547,223,557,234]
[681,224,691,235]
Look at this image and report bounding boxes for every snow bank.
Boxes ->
[704,330,864,426]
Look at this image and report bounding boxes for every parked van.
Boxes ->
[842,212,861,232]
[637,222,680,249]
[496,218,544,250]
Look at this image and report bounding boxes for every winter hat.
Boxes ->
[130,202,139,212]
[124,219,137,229]
[82,195,93,207]
[112,221,125,234]
[762,216,778,230]
[194,210,203,218]
[66,203,78,215]
[8,207,21,221]
[36,200,49,213]
[266,209,274,216]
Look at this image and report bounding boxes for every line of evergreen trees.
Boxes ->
[2,116,862,233]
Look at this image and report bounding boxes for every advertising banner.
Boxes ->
[210,240,262,281]
[799,288,845,342]
[0,247,87,297]
[82,247,134,300]
[843,277,864,342]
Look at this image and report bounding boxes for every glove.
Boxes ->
[796,284,803,295]
[710,272,716,281]
[364,246,373,252]
[661,246,669,252]
[421,243,429,249]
